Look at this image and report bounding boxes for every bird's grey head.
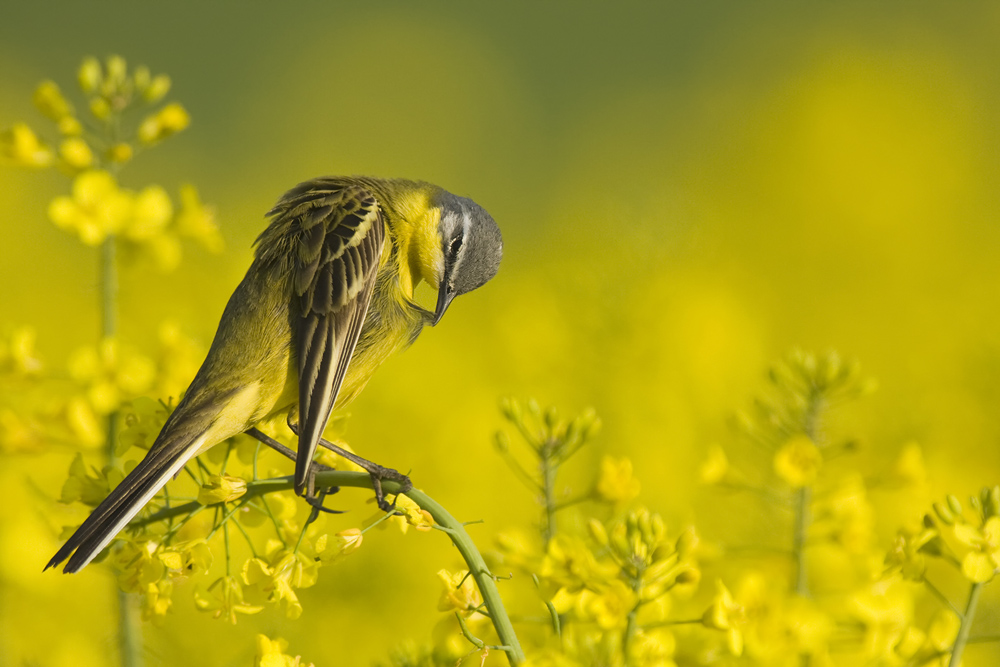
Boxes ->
[432,191,503,325]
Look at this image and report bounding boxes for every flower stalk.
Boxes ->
[793,485,811,597]
[949,582,984,667]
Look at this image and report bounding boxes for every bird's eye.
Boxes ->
[447,235,463,257]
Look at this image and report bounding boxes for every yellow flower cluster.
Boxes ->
[254,634,314,667]
[923,487,1000,584]
[0,123,54,167]
[194,575,263,624]
[2,56,188,172]
[701,574,835,664]
[0,327,46,452]
[682,352,1000,666]
[594,455,641,505]
[60,337,156,447]
[1,55,219,268]
[112,537,213,622]
[48,169,221,269]
[46,355,996,667]
[0,327,161,453]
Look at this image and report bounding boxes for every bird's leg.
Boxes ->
[285,416,412,512]
[244,427,343,514]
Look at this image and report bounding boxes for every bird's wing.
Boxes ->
[272,183,386,493]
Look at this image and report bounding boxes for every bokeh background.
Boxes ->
[3,1,1000,665]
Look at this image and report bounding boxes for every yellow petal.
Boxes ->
[774,435,822,487]
[962,551,995,583]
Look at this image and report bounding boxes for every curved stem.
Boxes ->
[410,485,525,665]
[139,472,525,665]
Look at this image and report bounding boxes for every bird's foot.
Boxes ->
[244,426,343,513]
[286,419,412,513]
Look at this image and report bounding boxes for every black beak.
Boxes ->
[433,283,455,326]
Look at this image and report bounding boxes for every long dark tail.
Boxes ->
[46,434,198,574]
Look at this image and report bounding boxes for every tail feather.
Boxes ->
[46,436,198,574]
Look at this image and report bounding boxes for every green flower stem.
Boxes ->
[622,569,645,661]
[623,602,640,661]
[541,450,558,546]
[793,485,811,597]
[949,582,984,667]
[101,232,141,667]
[101,236,117,338]
[794,390,822,601]
[138,472,526,666]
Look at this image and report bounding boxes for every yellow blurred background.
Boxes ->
[3,1,1000,665]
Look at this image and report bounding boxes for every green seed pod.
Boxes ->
[500,397,521,422]
[933,502,955,526]
[543,406,559,431]
[987,486,1000,518]
[610,523,629,557]
[494,430,511,453]
[527,398,541,418]
[676,527,699,558]
[588,518,608,547]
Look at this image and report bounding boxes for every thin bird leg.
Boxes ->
[244,427,343,514]
[285,416,413,512]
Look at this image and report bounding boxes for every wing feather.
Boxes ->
[287,185,385,493]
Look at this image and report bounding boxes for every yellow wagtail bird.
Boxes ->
[46,176,502,573]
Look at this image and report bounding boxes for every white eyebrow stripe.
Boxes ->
[462,206,472,238]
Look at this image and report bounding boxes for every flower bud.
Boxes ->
[494,430,511,453]
[638,510,654,545]
[543,406,559,431]
[138,103,190,144]
[90,97,111,120]
[105,55,127,93]
[78,57,102,93]
[675,566,701,586]
[821,351,841,387]
[578,408,601,439]
[986,486,1000,518]
[107,143,133,164]
[933,502,955,526]
[1,123,54,168]
[133,65,151,92]
[33,80,72,120]
[588,518,608,547]
[610,523,629,557]
[59,137,94,170]
[527,398,541,418]
[676,527,699,558]
[500,397,521,422]
[58,116,83,136]
[197,474,247,505]
[143,74,171,103]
